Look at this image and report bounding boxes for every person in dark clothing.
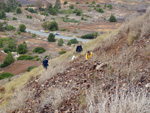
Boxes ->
[43,57,49,70]
[76,44,83,53]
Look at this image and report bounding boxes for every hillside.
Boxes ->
[0,7,150,113]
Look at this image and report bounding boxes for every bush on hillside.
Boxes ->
[49,8,58,15]
[49,21,58,31]
[81,32,99,39]
[5,25,16,31]
[17,55,34,60]
[33,47,46,54]
[69,4,74,9]
[0,10,6,19]
[19,24,26,32]
[64,1,68,5]
[0,72,14,80]
[109,15,117,22]
[17,42,28,54]
[67,38,79,45]
[0,52,14,68]
[48,33,56,42]
[42,21,59,31]
[76,9,82,16]
[32,33,36,37]
[59,50,66,55]
[58,38,64,46]
[96,8,104,13]
[16,8,22,14]
[26,66,37,72]
[12,17,17,20]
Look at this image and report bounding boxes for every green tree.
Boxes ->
[76,9,82,16]
[17,41,28,54]
[48,33,55,42]
[69,4,74,9]
[42,21,50,30]
[0,10,6,19]
[7,38,16,51]
[58,38,64,46]
[0,52,14,68]
[109,15,117,22]
[0,0,6,10]
[19,24,26,32]
[48,21,58,31]
[0,22,4,31]
[49,8,58,15]
[33,47,46,54]
[6,0,18,11]
[16,8,22,14]
[55,0,61,9]
[64,1,68,5]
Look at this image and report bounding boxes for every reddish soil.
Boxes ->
[1,60,41,75]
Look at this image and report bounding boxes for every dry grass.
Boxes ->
[85,85,150,113]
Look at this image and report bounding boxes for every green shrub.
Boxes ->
[109,15,117,22]
[12,17,17,20]
[92,1,96,4]
[76,9,82,16]
[81,32,98,39]
[96,4,100,7]
[86,2,89,4]
[26,66,37,72]
[69,4,74,9]
[32,33,36,37]
[0,10,6,19]
[0,52,14,68]
[59,9,74,14]
[5,25,16,31]
[17,55,34,60]
[48,33,56,42]
[59,50,66,55]
[64,1,68,5]
[58,38,64,46]
[60,28,66,31]
[49,8,58,15]
[0,72,14,80]
[18,3,22,7]
[16,8,22,14]
[107,4,113,10]
[76,2,79,4]
[67,41,72,45]
[28,52,32,55]
[49,21,58,31]
[17,42,28,54]
[27,8,37,13]
[33,47,46,54]
[96,8,104,13]
[27,15,32,19]
[70,38,79,44]
[19,24,26,32]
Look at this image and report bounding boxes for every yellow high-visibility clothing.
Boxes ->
[86,52,94,60]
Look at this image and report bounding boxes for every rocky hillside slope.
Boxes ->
[1,7,150,113]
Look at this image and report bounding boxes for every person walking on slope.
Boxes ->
[86,51,94,60]
[76,44,83,53]
[43,57,49,70]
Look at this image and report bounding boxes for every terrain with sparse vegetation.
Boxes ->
[0,0,150,113]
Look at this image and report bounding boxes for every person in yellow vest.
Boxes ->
[86,51,94,60]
